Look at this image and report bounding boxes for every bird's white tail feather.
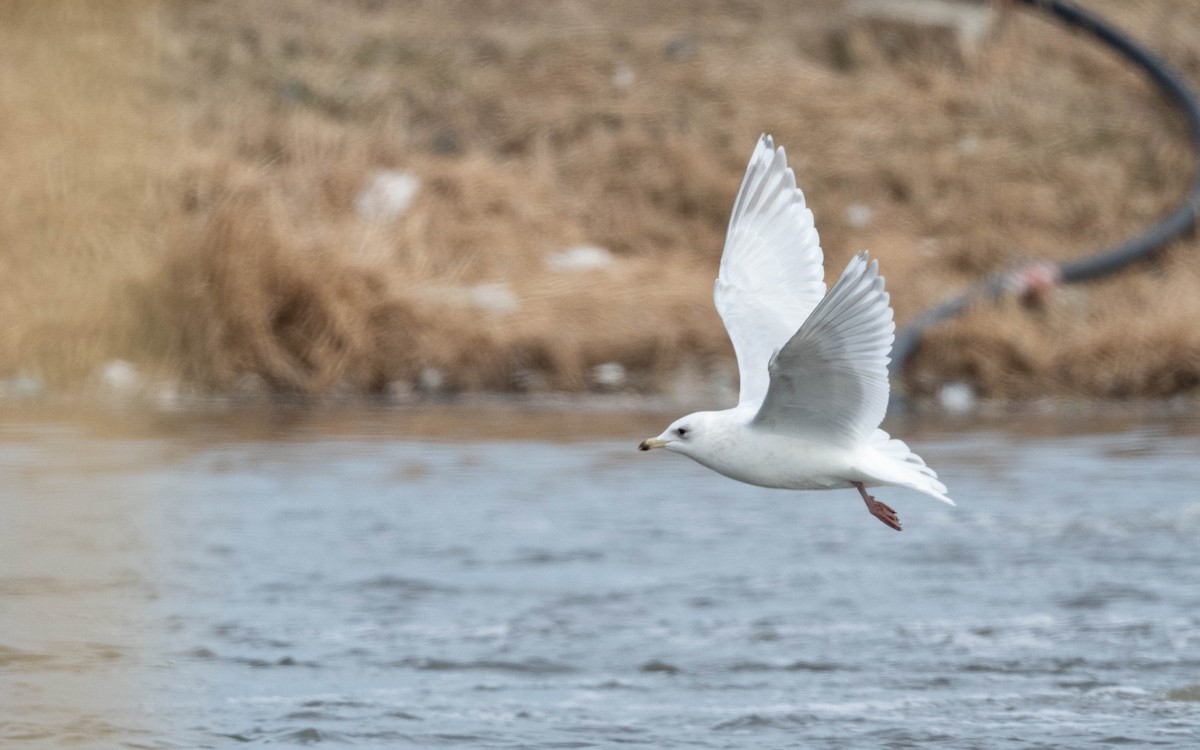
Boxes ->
[858,429,955,505]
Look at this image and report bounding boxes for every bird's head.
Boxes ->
[638,411,719,458]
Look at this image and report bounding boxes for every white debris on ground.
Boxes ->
[0,372,43,399]
[612,64,635,89]
[512,368,549,392]
[418,368,445,393]
[545,244,614,272]
[590,362,627,390]
[845,202,873,228]
[386,379,415,402]
[354,169,420,220]
[661,359,739,408]
[413,282,519,315]
[938,381,977,414]
[461,282,519,314]
[99,359,143,396]
[153,381,184,411]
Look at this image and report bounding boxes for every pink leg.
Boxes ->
[854,482,901,531]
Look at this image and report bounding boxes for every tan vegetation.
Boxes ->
[3,0,1200,400]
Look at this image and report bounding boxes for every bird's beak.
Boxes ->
[639,437,669,451]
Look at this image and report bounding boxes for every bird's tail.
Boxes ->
[857,429,955,505]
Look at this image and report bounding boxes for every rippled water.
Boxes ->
[3,404,1200,748]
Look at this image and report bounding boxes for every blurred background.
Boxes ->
[3,1,1200,747]
[3,0,1200,403]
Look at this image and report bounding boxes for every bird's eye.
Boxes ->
[676,427,688,437]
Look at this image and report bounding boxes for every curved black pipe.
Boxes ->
[889,0,1200,382]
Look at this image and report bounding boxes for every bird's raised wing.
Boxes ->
[714,134,825,409]
[752,251,893,446]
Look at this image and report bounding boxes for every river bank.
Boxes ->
[3,1,1199,400]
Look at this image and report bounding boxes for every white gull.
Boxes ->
[640,134,954,530]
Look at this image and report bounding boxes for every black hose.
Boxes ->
[889,0,1200,383]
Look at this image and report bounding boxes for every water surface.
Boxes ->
[2,404,1200,747]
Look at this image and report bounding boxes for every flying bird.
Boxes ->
[639,134,954,530]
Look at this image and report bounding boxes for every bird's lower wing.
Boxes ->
[752,251,893,446]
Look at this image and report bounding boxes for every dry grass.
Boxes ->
[0,1,178,385]
[4,0,1200,399]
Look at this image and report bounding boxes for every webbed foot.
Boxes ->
[854,482,901,531]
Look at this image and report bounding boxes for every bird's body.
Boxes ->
[648,408,856,490]
[640,134,954,529]
[648,407,947,496]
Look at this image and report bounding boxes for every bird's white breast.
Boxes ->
[685,414,862,491]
